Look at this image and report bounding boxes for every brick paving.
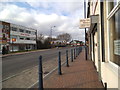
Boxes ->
[43,50,104,88]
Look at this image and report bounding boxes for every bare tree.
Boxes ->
[37,33,44,49]
[37,33,44,42]
[57,33,71,42]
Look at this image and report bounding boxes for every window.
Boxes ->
[19,29,24,32]
[2,34,7,40]
[28,31,31,34]
[32,31,36,35]
[25,30,29,33]
[26,45,31,49]
[19,36,24,40]
[108,2,120,66]
[31,38,36,41]
[26,38,30,40]
[20,37,24,40]
[11,35,17,40]
[3,25,9,30]
[0,44,2,52]
[0,25,3,29]
[108,1,117,14]
[11,27,17,31]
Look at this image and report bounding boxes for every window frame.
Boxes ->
[107,1,120,66]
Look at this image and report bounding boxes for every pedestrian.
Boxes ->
[2,46,6,55]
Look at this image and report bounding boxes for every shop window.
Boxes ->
[109,9,120,66]
[26,45,31,49]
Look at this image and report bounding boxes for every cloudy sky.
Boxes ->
[0,0,86,41]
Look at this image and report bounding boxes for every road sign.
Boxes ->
[12,38,16,42]
[79,18,90,29]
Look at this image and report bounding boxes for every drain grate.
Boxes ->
[43,71,49,74]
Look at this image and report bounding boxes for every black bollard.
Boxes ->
[77,48,78,56]
[71,49,73,62]
[104,83,107,90]
[76,48,78,57]
[79,47,81,54]
[79,47,81,53]
[39,56,43,90]
[76,48,77,56]
[74,48,76,59]
[66,50,69,67]
[58,51,62,75]
[78,48,79,55]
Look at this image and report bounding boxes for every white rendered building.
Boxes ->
[10,23,37,51]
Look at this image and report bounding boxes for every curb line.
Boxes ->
[1,49,52,58]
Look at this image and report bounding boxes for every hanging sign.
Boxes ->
[80,18,90,29]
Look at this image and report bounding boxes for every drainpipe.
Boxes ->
[84,0,87,60]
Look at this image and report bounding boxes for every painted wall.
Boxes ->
[88,0,119,88]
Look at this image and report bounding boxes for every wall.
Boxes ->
[100,1,119,88]
[10,24,36,45]
[88,0,119,88]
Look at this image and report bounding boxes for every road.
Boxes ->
[2,47,74,80]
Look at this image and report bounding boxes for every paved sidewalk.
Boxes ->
[43,50,104,88]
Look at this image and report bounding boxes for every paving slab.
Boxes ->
[43,50,104,88]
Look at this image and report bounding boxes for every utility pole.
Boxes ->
[84,0,87,60]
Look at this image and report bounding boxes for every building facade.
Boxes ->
[86,0,120,88]
[0,21,10,54]
[0,21,37,53]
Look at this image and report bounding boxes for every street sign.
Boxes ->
[12,38,16,42]
[79,18,90,29]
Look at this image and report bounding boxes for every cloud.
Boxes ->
[0,1,85,41]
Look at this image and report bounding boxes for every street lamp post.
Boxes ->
[50,26,56,42]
